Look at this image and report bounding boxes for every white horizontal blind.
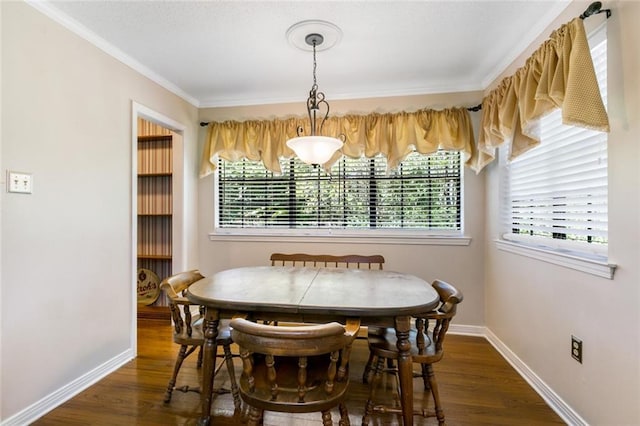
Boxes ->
[216,151,461,231]
[501,26,607,256]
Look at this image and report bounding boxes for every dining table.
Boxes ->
[186,265,440,425]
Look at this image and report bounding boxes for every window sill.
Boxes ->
[209,231,471,246]
[494,239,616,279]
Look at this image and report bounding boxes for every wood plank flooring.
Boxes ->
[33,319,564,425]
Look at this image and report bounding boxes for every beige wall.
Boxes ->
[197,91,487,328]
[0,2,199,420]
[2,0,637,424]
[484,1,640,424]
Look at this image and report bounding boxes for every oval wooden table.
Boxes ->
[187,266,439,425]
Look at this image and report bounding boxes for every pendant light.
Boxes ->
[286,27,344,165]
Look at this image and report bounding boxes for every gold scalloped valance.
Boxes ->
[199,107,475,177]
[470,17,610,173]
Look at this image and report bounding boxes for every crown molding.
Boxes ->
[25,0,200,108]
[28,0,572,110]
[199,81,485,108]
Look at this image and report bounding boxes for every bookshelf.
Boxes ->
[137,118,172,317]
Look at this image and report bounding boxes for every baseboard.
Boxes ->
[1,349,134,426]
[484,328,587,426]
[448,323,486,336]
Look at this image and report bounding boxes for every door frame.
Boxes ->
[131,101,186,355]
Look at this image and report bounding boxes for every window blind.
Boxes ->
[501,26,607,256]
[216,151,461,232]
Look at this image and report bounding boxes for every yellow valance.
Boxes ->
[471,17,610,173]
[199,107,475,177]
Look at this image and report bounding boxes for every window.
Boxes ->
[215,151,462,235]
[500,25,607,258]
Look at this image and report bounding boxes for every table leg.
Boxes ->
[197,308,220,426]
[395,315,413,426]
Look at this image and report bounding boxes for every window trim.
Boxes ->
[213,151,467,238]
[495,239,615,279]
[209,229,471,246]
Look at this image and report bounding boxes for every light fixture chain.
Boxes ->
[312,40,317,86]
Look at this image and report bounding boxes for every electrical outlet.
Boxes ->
[571,335,583,363]
[7,171,33,194]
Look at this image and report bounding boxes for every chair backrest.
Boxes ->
[160,270,205,342]
[270,253,385,270]
[230,318,360,405]
[414,280,463,361]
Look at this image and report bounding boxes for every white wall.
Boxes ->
[197,91,487,328]
[484,1,640,424]
[0,2,199,421]
[0,2,4,420]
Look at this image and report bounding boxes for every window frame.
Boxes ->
[496,22,615,279]
[211,152,470,246]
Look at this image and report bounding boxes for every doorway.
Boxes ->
[131,102,185,354]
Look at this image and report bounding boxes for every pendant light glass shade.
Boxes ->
[286,135,343,165]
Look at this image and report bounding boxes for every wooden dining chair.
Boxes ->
[361,279,463,426]
[270,253,385,270]
[229,317,361,426]
[160,270,241,411]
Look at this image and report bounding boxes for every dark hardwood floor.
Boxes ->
[33,319,564,425]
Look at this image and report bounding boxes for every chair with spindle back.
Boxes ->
[361,279,463,426]
[270,253,385,270]
[160,270,241,411]
[230,317,360,425]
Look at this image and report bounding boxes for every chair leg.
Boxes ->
[421,363,430,391]
[321,410,333,426]
[197,344,203,369]
[362,352,376,384]
[246,406,263,426]
[362,355,386,425]
[338,402,350,426]
[222,342,241,412]
[426,364,445,425]
[164,344,188,403]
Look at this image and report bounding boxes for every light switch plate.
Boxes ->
[7,171,33,194]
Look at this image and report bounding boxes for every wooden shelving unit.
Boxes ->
[136,119,173,318]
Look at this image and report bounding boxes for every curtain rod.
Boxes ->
[465,3,611,115]
[200,2,611,127]
[200,104,482,127]
[580,1,612,19]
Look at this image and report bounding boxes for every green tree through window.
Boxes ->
[217,151,461,231]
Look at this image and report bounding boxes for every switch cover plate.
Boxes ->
[7,171,33,194]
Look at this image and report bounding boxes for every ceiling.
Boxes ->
[37,1,572,108]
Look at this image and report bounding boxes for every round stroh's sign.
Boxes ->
[137,268,161,305]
